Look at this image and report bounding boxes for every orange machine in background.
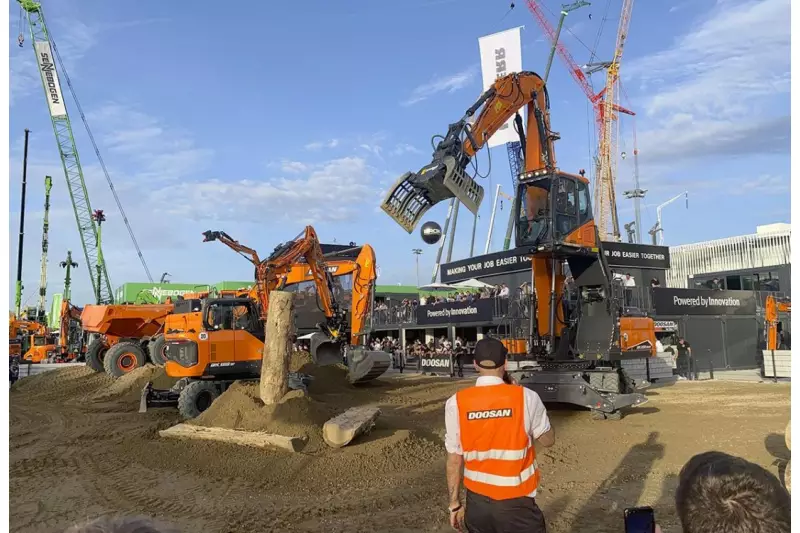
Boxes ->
[765,295,791,351]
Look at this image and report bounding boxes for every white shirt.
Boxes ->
[444,375,551,497]
[624,277,636,288]
[499,287,510,297]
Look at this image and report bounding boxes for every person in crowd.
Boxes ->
[420,295,427,306]
[444,338,555,532]
[624,273,636,306]
[499,284,510,298]
[651,278,661,288]
[655,451,790,533]
[675,337,693,380]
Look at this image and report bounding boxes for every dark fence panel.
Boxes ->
[723,316,760,369]
[681,316,726,372]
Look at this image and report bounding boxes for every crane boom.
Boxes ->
[19,0,112,303]
[37,175,52,318]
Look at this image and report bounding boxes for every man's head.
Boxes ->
[675,451,790,533]
[626,273,632,278]
[472,337,507,377]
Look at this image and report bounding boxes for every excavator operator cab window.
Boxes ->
[515,173,586,248]
[554,178,577,240]
[33,335,47,347]
[205,300,260,333]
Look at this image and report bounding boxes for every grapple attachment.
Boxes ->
[380,155,485,233]
[309,332,391,384]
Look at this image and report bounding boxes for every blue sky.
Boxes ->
[8,0,791,307]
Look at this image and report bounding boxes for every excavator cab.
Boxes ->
[513,171,597,252]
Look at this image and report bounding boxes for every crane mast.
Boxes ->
[19,0,112,303]
[60,251,78,302]
[593,0,635,241]
[37,175,52,318]
[14,129,31,317]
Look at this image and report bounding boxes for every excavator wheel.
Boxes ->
[85,339,109,373]
[178,380,220,420]
[103,341,147,378]
[148,335,168,367]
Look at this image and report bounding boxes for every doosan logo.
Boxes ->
[422,358,450,368]
[423,227,441,237]
[467,408,513,420]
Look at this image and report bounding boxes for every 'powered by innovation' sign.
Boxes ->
[652,288,757,316]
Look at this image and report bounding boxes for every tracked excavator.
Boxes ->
[141,226,391,419]
[381,71,656,419]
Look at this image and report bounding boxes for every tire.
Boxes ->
[178,381,220,420]
[85,339,109,373]
[103,341,147,378]
[149,335,168,367]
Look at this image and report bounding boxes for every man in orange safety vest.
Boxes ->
[444,337,555,532]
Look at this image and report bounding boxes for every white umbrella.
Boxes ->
[417,282,457,292]
[451,278,494,289]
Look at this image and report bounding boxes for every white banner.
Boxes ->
[477,27,523,148]
[34,41,67,117]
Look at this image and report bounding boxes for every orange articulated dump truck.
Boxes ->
[141,227,391,419]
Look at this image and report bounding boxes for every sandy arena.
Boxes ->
[9,362,790,533]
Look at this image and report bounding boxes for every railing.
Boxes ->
[372,294,532,327]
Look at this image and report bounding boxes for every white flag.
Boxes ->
[477,27,523,148]
[34,41,67,117]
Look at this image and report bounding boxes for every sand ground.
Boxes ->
[9,364,790,533]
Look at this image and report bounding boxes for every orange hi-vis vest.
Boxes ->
[456,383,540,500]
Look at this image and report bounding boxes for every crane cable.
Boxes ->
[44,21,154,283]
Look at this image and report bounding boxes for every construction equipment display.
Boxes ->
[381,71,656,419]
[141,227,391,419]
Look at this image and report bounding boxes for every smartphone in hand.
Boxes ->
[624,506,655,533]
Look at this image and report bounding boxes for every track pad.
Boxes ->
[380,155,484,233]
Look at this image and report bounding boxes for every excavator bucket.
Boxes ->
[380,155,485,233]
[309,332,391,384]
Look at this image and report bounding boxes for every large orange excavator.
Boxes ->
[21,300,85,363]
[382,71,656,419]
[142,227,391,419]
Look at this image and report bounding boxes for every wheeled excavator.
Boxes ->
[141,226,391,419]
[381,71,656,419]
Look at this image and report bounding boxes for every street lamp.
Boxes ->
[412,249,423,287]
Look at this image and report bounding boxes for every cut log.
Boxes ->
[786,461,791,493]
[323,406,381,449]
[260,290,295,405]
[160,423,306,452]
[786,420,791,451]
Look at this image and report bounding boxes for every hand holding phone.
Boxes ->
[624,506,655,533]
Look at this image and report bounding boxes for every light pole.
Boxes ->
[412,249,423,287]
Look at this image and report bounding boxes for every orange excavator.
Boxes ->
[765,295,791,351]
[142,227,391,419]
[21,300,85,363]
[382,71,656,419]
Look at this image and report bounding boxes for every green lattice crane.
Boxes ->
[36,175,52,319]
[18,0,154,303]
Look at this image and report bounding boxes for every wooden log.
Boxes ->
[786,420,791,451]
[786,461,791,493]
[323,406,381,449]
[160,423,306,452]
[260,290,294,405]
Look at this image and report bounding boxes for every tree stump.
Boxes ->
[323,406,381,448]
[260,290,294,405]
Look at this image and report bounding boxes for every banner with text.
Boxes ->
[478,27,523,147]
[602,242,671,270]
[420,356,453,373]
[440,249,531,284]
[653,288,757,316]
[416,299,494,325]
[34,41,67,117]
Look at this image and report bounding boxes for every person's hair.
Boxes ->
[675,451,790,533]
[62,515,180,533]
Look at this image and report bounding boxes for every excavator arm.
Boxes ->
[381,71,556,233]
[202,230,262,266]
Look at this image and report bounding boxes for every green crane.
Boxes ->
[60,250,78,302]
[18,0,154,303]
[36,175,52,320]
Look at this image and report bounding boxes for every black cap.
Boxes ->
[474,338,508,369]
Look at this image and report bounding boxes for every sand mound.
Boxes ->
[291,350,354,395]
[192,382,338,449]
[12,365,114,400]
[93,364,178,401]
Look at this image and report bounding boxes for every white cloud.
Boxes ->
[626,0,789,163]
[304,138,340,151]
[86,102,214,182]
[401,65,479,106]
[150,157,379,225]
[280,160,309,173]
[390,143,423,156]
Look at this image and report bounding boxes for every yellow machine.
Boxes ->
[142,228,391,419]
[381,71,656,419]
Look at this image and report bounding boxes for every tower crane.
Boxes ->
[18,0,154,304]
[36,175,52,320]
[522,0,636,241]
[590,0,635,241]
